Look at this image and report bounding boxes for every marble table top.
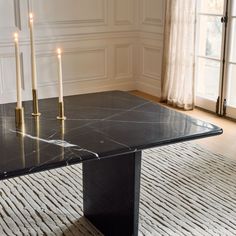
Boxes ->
[0,91,222,180]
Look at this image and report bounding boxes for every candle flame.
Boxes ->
[29,12,34,22]
[14,32,18,42]
[29,13,34,19]
[57,48,62,55]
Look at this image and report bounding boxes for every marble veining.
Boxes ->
[0,91,222,180]
[10,129,78,148]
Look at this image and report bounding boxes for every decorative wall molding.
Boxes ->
[0,53,24,94]
[114,44,133,80]
[0,0,164,104]
[142,45,162,80]
[139,31,163,41]
[0,31,139,48]
[136,80,161,97]
[30,0,108,28]
[14,0,21,30]
[114,0,134,26]
[0,0,20,31]
[37,80,136,101]
[63,47,108,83]
[136,0,165,97]
[36,47,108,87]
[141,0,164,26]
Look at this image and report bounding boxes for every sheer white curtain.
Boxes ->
[161,0,197,110]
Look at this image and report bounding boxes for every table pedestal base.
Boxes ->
[83,151,142,236]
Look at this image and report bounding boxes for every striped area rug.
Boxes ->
[1,142,236,236]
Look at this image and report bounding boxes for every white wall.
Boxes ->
[136,0,165,97]
[0,0,164,104]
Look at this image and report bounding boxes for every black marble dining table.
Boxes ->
[0,91,222,236]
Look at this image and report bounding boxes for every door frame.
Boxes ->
[195,0,229,114]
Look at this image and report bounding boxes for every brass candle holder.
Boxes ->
[61,119,65,134]
[57,101,66,120]
[32,89,41,116]
[15,107,25,128]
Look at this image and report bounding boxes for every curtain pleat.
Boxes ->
[161,0,197,110]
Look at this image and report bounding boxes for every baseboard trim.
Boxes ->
[135,81,161,98]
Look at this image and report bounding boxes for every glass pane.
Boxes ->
[196,58,220,101]
[198,16,223,59]
[232,0,236,16]
[229,19,236,62]
[227,64,236,107]
[199,0,224,15]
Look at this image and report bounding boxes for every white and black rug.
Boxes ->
[1,142,236,236]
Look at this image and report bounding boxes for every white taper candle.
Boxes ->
[14,33,22,108]
[57,48,63,103]
[29,13,37,90]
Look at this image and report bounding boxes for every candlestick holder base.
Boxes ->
[32,113,41,117]
[57,102,66,120]
[32,89,41,117]
[15,107,25,128]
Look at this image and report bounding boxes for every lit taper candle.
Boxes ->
[14,33,22,109]
[57,48,63,103]
[29,12,40,116]
[14,33,24,127]
[57,48,66,120]
[29,13,37,90]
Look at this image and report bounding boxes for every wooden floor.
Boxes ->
[130,91,236,160]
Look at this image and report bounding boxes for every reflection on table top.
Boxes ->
[0,91,222,180]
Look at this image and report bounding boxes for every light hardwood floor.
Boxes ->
[130,91,236,160]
